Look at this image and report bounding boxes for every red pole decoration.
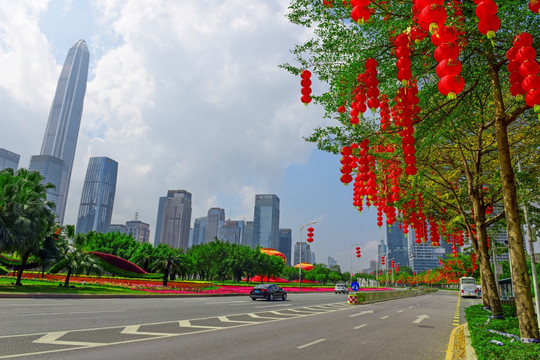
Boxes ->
[306,227,314,243]
[356,246,361,258]
[381,256,385,265]
[300,70,312,104]
[530,0,540,14]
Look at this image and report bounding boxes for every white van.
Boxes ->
[459,277,478,297]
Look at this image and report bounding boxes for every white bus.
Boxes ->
[459,277,478,297]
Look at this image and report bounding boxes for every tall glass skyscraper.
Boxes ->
[30,39,89,224]
[253,194,280,249]
[386,223,409,267]
[278,228,292,266]
[76,157,118,234]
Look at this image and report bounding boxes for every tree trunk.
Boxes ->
[495,119,539,339]
[491,66,539,339]
[476,227,503,317]
[64,267,72,287]
[162,267,169,287]
[15,252,30,286]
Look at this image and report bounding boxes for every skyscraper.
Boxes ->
[217,220,245,245]
[157,190,192,250]
[29,39,89,224]
[0,148,20,171]
[387,223,409,267]
[243,221,254,248]
[204,208,225,243]
[76,157,118,234]
[253,194,280,249]
[126,218,150,244]
[192,217,207,246]
[278,228,292,266]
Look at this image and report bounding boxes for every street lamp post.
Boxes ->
[298,220,317,293]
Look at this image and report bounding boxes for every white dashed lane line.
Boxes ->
[297,338,326,349]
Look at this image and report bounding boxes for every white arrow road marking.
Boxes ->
[349,310,374,318]
[413,314,431,324]
[33,331,107,347]
[121,325,175,337]
[297,339,326,349]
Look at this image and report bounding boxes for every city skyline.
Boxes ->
[1,1,458,270]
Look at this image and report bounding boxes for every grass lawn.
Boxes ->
[0,277,150,295]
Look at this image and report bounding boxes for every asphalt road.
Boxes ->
[0,290,480,359]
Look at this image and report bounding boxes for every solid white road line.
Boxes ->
[354,324,367,330]
[297,338,326,349]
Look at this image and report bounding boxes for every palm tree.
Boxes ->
[151,248,189,286]
[0,168,56,285]
[56,225,101,287]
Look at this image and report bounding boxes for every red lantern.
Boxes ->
[381,256,385,265]
[475,0,500,39]
[418,4,447,34]
[530,0,540,14]
[438,75,465,100]
[300,70,312,104]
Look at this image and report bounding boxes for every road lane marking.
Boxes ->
[354,324,367,330]
[178,320,221,329]
[121,325,175,337]
[33,331,107,347]
[349,310,373,318]
[297,338,326,349]
[381,316,389,319]
[413,314,430,324]
[397,310,404,313]
[247,313,281,320]
[453,295,461,326]
[218,316,259,324]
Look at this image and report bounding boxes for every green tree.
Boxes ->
[56,225,101,287]
[151,247,189,286]
[0,168,56,285]
[283,0,539,339]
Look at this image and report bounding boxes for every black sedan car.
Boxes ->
[249,284,287,301]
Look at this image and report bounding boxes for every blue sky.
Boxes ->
[0,0,384,270]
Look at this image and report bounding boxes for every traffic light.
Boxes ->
[381,256,385,265]
[306,227,314,243]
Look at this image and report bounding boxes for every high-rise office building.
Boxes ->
[109,224,126,233]
[157,190,192,250]
[0,148,20,171]
[126,219,150,244]
[28,155,65,211]
[409,229,446,272]
[387,223,409,267]
[294,242,311,265]
[29,39,89,224]
[192,217,207,246]
[278,229,292,266]
[327,256,337,267]
[253,194,280,249]
[154,196,167,246]
[76,157,118,234]
[243,221,254,248]
[217,220,245,245]
[204,208,225,243]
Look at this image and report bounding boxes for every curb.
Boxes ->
[446,323,477,360]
